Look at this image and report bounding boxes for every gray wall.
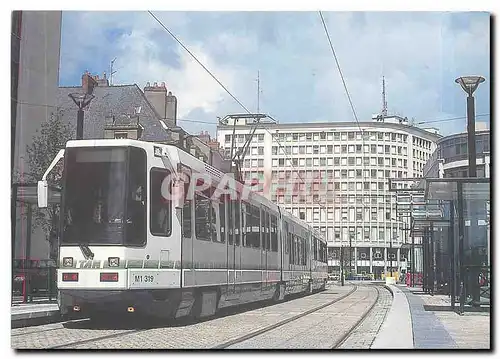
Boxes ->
[13,11,62,260]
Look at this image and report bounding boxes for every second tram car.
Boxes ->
[38,139,328,320]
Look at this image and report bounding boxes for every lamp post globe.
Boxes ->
[455,76,485,96]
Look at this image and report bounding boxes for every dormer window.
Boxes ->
[115,132,128,139]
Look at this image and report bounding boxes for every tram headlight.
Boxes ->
[108,257,120,267]
[62,257,73,267]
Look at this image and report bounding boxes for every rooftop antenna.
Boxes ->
[382,76,388,119]
[256,70,260,114]
[110,57,117,86]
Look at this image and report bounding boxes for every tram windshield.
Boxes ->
[60,146,146,246]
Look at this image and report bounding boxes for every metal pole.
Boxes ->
[466,95,477,177]
[76,109,84,140]
[449,200,455,309]
[340,245,344,286]
[467,94,481,307]
[11,184,17,304]
[26,204,32,302]
[349,235,352,278]
[411,233,415,287]
[390,237,393,278]
[457,182,465,314]
[431,221,435,295]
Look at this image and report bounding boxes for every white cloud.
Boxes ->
[60,11,490,136]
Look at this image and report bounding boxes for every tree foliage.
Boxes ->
[21,110,74,259]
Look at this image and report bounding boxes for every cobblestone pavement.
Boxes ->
[12,284,363,349]
[338,285,392,349]
[227,285,381,349]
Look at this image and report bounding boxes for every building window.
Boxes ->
[114,132,128,139]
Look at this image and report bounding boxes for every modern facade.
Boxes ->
[217,115,441,278]
[423,123,490,179]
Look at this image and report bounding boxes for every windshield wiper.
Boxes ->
[79,244,94,260]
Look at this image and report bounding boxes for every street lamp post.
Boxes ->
[389,236,393,278]
[349,234,353,278]
[454,76,485,178]
[340,245,345,286]
[68,93,94,140]
[455,76,485,307]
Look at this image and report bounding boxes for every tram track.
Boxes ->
[219,284,385,349]
[214,285,359,349]
[41,285,359,350]
[331,285,381,348]
[15,284,382,349]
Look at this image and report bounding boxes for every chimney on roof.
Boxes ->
[82,72,98,95]
[95,72,109,87]
[165,91,177,128]
[144,81,168,120]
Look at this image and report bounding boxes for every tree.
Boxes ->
[19,110,74,260]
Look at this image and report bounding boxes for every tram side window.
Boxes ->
[262,209,270,251]
[302,237,307,265]
[150,168,172,237]
[211,200,222,243]
[182,176,192,237]
[234,201,241,246]
[219,200,226,243]
[245,204,260,248]
[195,192,211,241]
[290,234,295,264]
[227,199,233,245]
[294,236,299,265]
[284,222,289,254]
[298,237,302,265]
[126,148,147,245]
[313,238,317,260]
[270,215,278,252]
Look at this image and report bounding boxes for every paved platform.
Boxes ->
[400,285,490,349]
[11,301,60,328]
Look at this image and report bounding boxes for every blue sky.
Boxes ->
[59,11,490,136]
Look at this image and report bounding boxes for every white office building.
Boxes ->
[217,115,441,278]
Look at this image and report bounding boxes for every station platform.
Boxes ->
[372,284,490,349]
[11,299,60,328]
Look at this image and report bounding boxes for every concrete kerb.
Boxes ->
[371,284,414,349]
[11,305,62,328]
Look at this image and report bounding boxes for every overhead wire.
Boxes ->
[147,10,333,216]
[318,11,361,131]
[148,10,251,114]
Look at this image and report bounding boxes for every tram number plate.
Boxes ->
[134,275,154,283]
[130,272,157,286]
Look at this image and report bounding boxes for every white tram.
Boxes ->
[37,139,328,319]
